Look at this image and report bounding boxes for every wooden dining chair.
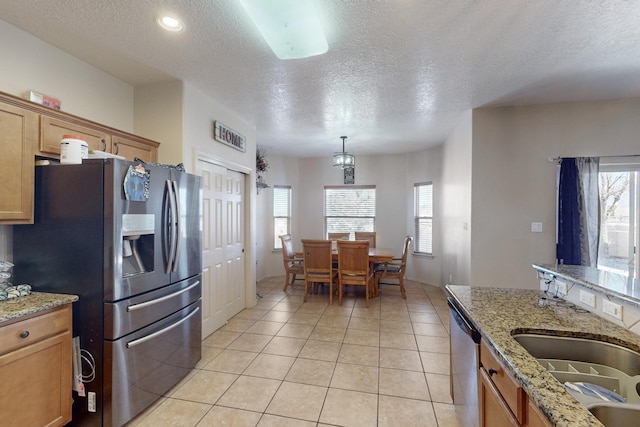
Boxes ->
[354,231,376,248]
[301,239,337,304]
[337,240,373,307]
[374,235,412,299]
[328,232,350,241]
[279,234,304,292]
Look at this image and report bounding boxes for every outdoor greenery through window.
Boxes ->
[414,182,433,255]
[273,185,291,250]
[598,164,639,278]
[324,186,376,236]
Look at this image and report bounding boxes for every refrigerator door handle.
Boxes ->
[126,306,200,348]
[171,180,181,273]
[126,280,200,312]
[166,180,178,274]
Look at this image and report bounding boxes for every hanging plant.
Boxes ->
[256,145,269,180]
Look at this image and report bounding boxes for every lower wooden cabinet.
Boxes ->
[526,397,553,427]
[479,340,553,427]
[480,366,521,427]
[0,305,73,427]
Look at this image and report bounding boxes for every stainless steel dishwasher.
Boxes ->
[448,297,481,427]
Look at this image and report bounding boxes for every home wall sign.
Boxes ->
[214,121,246,152]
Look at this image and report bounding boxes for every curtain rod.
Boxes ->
[548,154,640,162]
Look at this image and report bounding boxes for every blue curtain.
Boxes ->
[557,157,600,266]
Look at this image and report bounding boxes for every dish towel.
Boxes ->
[564,381,626,403]
[0,284,32,301]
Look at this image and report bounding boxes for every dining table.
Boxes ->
[298,247,394,298]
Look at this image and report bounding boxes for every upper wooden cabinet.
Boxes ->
[40,116,110,155]
[112,133,159,163]
[0,102,37,224]
[0,90,161,224]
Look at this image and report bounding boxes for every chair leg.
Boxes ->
[329,279,333,305]
[399,277,406,299]
[304,279,309,302]
[338,280,343,306]
[283,272,291,292]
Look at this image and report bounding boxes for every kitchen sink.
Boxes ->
[588,402,640,426]
[512,333,640,405]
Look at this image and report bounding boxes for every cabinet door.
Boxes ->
[0,103,37,224]
[479,367,521,427]
[0,306,72,427]
[526,398,552,427]
[40,116,110,155]
[112,134,159,162]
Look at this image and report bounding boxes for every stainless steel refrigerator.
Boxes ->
[14,158,202,426]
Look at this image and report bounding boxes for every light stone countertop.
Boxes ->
[446,285,640,427]
[533,263,640,308]
[0,291,78,323]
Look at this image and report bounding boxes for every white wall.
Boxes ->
[407,145,444,286]
[255,152,446,286]
[0,19,133,131]
[134,81,184,165]
[0,19,137,264]
[0,21,260,308]
[470,98,640,289]
[440,111,473,287]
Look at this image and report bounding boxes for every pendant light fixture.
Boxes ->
[332,136,355,169]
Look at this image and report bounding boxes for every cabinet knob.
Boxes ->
[19,330,30,339]
[101,138,106,151]
[113,142,119,155]
[488,368,498,377]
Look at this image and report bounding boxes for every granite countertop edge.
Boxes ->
[0,291,78,323]
[446,284,640,427]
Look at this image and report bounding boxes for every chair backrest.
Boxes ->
[301,239,333,274]
[354,232,376,248]
[337,240,370,276]
[328,232,350,241]
[280,234,295,260]
[400,235,413,265]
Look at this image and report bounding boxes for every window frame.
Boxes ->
[323,185,376,238]
[414,181,433,256]
[273,185,292,250]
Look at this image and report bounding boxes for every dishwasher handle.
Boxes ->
[448,297,481,343]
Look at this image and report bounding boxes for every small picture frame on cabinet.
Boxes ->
[344,167,354,184]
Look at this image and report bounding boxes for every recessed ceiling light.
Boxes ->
[157,15,184,32]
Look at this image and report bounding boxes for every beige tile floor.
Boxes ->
[127,277,466,427]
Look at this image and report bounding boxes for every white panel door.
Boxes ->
[226,170,245,316]
[198,159,246,338]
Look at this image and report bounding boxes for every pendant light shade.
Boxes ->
[332,136,355,169]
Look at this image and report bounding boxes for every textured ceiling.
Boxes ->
[2,1,640,157]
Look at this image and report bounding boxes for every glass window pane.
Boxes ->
[324,187,376,236]
[414,182,433,255]
[598,171,635,276]
[273,186,291,250]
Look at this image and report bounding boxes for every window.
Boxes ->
[273,185,291,250]
[598,165,639,278]
[414,182,433,255]
[324,186,376,236]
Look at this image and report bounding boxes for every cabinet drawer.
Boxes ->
[40,116,110,155]
[480,340,524,423]
[0,305,71,355]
